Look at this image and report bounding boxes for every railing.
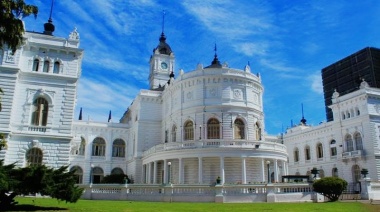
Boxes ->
[80,183,318,203]
[28,126,48,132]
[143,140,287,157]
[342,150,362,159]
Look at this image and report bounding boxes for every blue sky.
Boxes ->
[23,0,380,135]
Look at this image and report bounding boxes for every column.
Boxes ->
[274,160,278,182]
[147,162,152,184]
[163,159,167,184]
[261,158,265,182]
[179,158,183,184]
[153,161,158,184]
[142,164,146,183]
[285,161,289,175]
[282,160,286,178]
[198,157,203,183]
[220,157,225,184]
[242,157,247,184]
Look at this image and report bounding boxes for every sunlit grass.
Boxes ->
[13,197,379,212]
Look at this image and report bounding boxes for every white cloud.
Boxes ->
[309,73,323,94]
[76,77,140,121]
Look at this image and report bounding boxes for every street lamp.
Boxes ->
[167,161,171,184]
[199,125,202,140]
[266,160,271,183]
[90,164,94,185]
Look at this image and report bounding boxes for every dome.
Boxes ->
[154,32,172,55]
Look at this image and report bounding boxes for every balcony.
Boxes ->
[342,150,362,159]
[143,140,287,157]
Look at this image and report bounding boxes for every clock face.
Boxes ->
[161,62,168,69]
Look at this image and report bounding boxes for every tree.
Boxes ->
[313,177,348,202]
[0,161,83,210]
[0,0,38,53]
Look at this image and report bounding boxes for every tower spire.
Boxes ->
[43,0,55,35]
[159,10,166,42]
[49,0,54,20]
[162,10,166,34]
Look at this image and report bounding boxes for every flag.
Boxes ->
[108,110,112,122]
[78,107,82,120]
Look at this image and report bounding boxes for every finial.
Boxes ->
[214,43,217,57]
[78,107,82,120]
[211,43,221,66]
[300,103,307,125]
[205,43,222,68]
[108,110,112,122]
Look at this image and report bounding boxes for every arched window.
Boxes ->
[92,137,106,156]
[330,140,337,157]
[184,120,194,140]
[91,167,104,184]
[319,169,325,178]
[78,137,86,155]
[53,61,60,74]
[26,147,43,166]
[354,133,363,150]
[345,134,354,152]
[305,145,311,161]
[112,139,125,157]
[33,59,39,72]
[234,119,245,139]
[342,113,345,120]
[356,109,360,116]
[31,97,48,126]
[70,166,83,184]
[332,168,339,177]
[352,165,361,182]
[207,118,220,139]
[165,130,168,143]
[316,143,323,159]
[255,122,262,140]
[294,148,299,162]
[43,60,49,72]
[171,125,177,142]
[111,167,124,175]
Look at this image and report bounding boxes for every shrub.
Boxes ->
[101,174,130,184]
[313,177,347,202]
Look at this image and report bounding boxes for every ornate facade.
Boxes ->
[284,81,380,189]
[0,21,288,185]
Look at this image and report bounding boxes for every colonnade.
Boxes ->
[142,157,288,184]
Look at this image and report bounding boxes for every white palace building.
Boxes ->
[1,17,380,202]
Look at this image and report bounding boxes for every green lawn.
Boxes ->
[11,197,379,212]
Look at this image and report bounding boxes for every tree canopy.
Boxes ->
[0,0,38,53]
[313,177,348,202]
[0,160,83,210]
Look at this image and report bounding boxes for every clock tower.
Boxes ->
[149,32,175,90]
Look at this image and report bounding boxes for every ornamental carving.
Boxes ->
[233,89,242,99]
